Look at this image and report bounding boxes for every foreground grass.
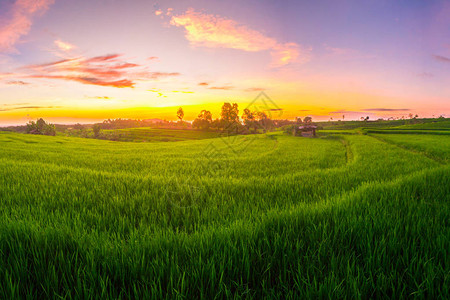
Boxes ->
[0,131,448,298]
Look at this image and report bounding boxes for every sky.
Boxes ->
[0,0,449,125]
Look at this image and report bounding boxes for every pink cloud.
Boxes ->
[0,0,55,53]
[54,39,75,51]
[170,8,310,67]
[30,75,135,88]
[433,54,450,63]
[23,53,180,88]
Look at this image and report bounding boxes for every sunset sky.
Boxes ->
[0,0,449,125]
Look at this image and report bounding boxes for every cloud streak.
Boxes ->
[6,80,30,85]
[54,39,75,51]
[363,108,410,112]
[208,85,234,90]
[433,54,450,63]
[0,105,59,112]
[244,87,266,92]
[22,53,180,88]
[329,110,365,114]
[170,8,309,66]
[0,0,55,53]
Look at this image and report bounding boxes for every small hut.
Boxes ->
[293,124,317,137]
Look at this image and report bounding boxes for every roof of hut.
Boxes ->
[298,125,318,129]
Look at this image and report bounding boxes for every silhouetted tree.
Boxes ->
[177,107,184,122]
[193,110,212,130]
[26,118,56,136]
[242,108,256,133]
[220,103,239,133]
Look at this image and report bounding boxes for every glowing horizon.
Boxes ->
[1,0,449,126]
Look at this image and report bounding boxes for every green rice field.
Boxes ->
[102,127,221,142]
[0,129,448,298]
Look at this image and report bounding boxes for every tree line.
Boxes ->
[26,118,56,136]
[189,103,295,133]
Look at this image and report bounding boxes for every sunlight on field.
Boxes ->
[0,130,448,298]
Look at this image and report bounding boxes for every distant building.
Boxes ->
[293,125,317,137]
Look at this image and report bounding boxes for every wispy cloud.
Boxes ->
[0,105,60,112]
[86,96,110,100]
[198,82,209,86]
[147,89,166,97]
[244,87,266,92]
[145,71,180,79]
[30,75,135,88]
[0,0,55,53]
[172,90,194,94]
[6,80,30,85]
[54,39,75,52]
[170,8,310,67]
[25,54,138,88]
[363,108,410,112]
[329,110,365,114]
[433,54,450,63]
[208,85,234,90]
[21,53,179,88]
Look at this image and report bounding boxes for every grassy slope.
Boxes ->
[371,134,450,163]
[394,120,450,130]
[102,127,221,142]
[0,131,448,298]
[318,118,450,131]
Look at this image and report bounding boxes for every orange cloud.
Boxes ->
[23,53,180,88]
[170,8,309,66]
[0,0,55,53]
[208,85,234,90]
[244,87,266,92]
[154,9,163,16]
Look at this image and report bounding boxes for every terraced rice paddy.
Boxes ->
[102,127,221,142]
[0,129,448,298]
